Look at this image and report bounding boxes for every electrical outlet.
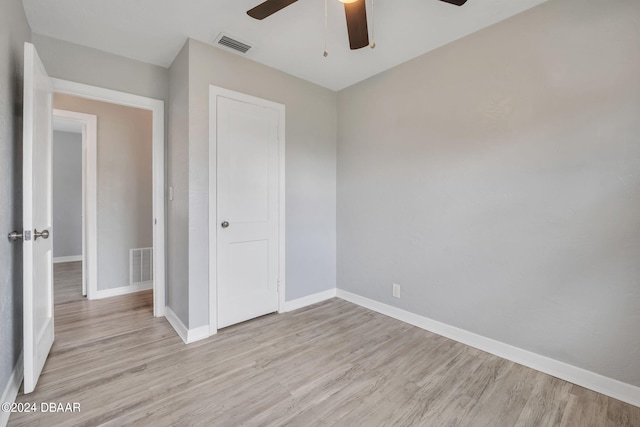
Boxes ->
[392,283,401,298]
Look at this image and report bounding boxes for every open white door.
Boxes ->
[23,42,54,394]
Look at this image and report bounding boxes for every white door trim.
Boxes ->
[52,109,97,298]
[51,78,166,317]
[208,85,286,336]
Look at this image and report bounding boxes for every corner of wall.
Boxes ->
[166,39,191,328]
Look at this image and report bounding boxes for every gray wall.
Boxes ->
[168,39,337,328]
[52,131,83,258]
[54,94,153,291]
[167,43,190,324]
[32,34,168,102]
[337,0,640,387]
[0,0,30,404]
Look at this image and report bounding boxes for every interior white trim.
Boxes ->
[336,289,640,408]
[208,85,286,336]
[165,307,209,345]
[164,307,187,343]
[94,283,153,300]
[0,352,23,427]
[52,119,83,134]
[277,102,286,316]
[282,288,337,313]
[187,325,210,344]
[52,255,83,264]
[53,109,96,298]
[51,78,166,317]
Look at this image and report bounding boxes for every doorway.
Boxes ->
[208,86,286,334]
[52,94,156,307]
[52,79,166,317]
[52,109,96,298]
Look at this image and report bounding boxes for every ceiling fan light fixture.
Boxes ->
[247,0,469,51]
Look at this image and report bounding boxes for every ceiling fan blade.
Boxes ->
[247,0,299,20]
[438,0,468,6]
[344,0,369,50]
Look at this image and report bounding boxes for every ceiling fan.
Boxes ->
[247,0,469,50]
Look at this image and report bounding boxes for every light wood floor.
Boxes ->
[9,262,639,426]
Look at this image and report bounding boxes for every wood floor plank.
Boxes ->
[377,348,493,427]
[8,262,639,426]
[559,386,609,427]
[514,374,572,427]
[466,362,538,426]
[606,393,640,427]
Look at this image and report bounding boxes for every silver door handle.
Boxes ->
[221,221,229,228]
[34,229,50,240]
[8,231,23,242]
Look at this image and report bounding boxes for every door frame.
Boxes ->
[52,78,166,317]
[208,85,286,336]
[52,109,97,298]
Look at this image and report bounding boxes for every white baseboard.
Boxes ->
[282,288,337,313]
[187,325,210,344]
[1,352,23,427]
[53,255,82,264]
[165,306,209,345]
[94,282,152,299]
[336,289,640,408]
[165,307,188,343]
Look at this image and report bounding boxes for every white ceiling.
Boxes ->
[22,0,548,91]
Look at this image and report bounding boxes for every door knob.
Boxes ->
[8,231,23,242]
[221,221,230,228]
[34,229,50,240]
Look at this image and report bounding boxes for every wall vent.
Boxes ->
[130,247,153,287]
[215,33,252,54]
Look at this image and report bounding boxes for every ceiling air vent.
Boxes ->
[215,34,252,54]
